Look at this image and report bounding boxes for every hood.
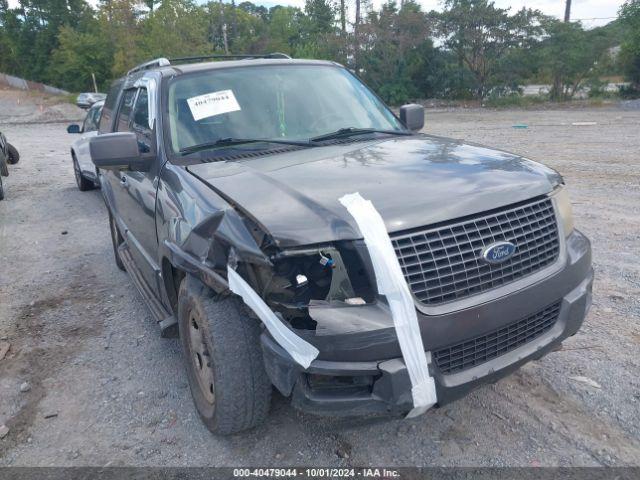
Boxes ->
[187,135,562,247]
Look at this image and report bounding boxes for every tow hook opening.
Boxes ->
[307,373,379,394]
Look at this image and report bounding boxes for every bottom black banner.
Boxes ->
[0,467,639,480]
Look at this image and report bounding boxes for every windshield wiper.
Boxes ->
[310,127,412,143]
[179,137,314,155]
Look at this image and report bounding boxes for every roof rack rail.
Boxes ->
[168,52,291,64]
[127,57,171,75]
[127,53,291,76]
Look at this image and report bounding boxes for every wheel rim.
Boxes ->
[73,158,82,187]
[188,312,215,404]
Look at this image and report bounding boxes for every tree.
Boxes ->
[619,0,640,91]
[0,0,632,102]
[0,0,21,74]
[541,19,610,100]
[354,0,361,69]
[1,0,95,83]
[264,6,304,55]
[139,0,209,59]
[303,0,335,36]
[98,0,145,76]
[438,0,543,99]
[49,21,113,91]
[359,1,435,103]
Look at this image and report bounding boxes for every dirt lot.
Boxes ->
[0,97,639,466]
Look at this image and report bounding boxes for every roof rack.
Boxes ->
[127,57,171,75]
[127,53,291,76]
[168,53,291,64]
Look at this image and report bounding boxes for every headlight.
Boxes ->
[554,187,574,237]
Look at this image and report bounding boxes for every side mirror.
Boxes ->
[67,124,81,134]
[90,133,152,171]
[399,104,424,132]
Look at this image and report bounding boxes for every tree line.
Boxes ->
[1,0,639,104]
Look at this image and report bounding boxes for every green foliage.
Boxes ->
[138,0,210,59]
[0,0,631,104]
[265,6,304,55]
[50,23,113,91]
[539,19,612,101]
[619,0,640,89]
[303,0,335,36]
[437,0,544,99]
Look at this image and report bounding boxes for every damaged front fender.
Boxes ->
[154,164,406,378]
[156,163,273,301]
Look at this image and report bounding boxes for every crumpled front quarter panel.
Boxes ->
[156,163,269,292]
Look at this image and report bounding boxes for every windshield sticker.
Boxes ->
[187,90,241,121]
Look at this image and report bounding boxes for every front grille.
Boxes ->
[433,301,562,374]
[391,196,560,306]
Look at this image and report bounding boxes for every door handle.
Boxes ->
[120,175,128,187]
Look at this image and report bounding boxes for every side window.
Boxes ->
[92,106,103,129]
[82,110,95,132]
[131,88,153,152]
[99,79,124,133]
[82,105,102,132]
[116,89,137,132]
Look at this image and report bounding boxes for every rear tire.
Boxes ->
[0,175,4,201]
[73,154,94,191]
[7,143,19,165]
[178,275,271,435]
[0,155,8,177]
[108,213,126,271]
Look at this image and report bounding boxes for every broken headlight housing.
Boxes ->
[259,243,375,329]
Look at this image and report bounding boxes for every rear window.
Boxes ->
[99,79,124,133]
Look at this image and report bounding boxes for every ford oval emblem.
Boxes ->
[481,241,516,264]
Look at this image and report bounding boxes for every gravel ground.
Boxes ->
[0,87,84,125]
[0,100,639,467]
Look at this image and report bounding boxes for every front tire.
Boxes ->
[73,154,94,191]
[178,275,271,435]
[0,175,4,201]
[7,143,19,165]
[0,155,8,177]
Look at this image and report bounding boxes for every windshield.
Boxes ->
[166,64,403,154]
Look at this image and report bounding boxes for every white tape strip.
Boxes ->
[227,266,319,369]
[339,192,437,416]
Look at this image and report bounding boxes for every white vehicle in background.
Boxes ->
[76,92,107,109]
[67,100,104,191]
[0,131,20,200]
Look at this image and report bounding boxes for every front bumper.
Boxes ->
[260,229,593,416]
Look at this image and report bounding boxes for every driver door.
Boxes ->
[111,87,161,294]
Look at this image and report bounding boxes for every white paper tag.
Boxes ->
[187,90,241,121]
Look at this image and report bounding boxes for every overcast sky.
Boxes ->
[6,0,626,28]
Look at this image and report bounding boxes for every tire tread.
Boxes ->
[179,275,271,435]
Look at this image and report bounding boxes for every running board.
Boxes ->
[118,244,178,338]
